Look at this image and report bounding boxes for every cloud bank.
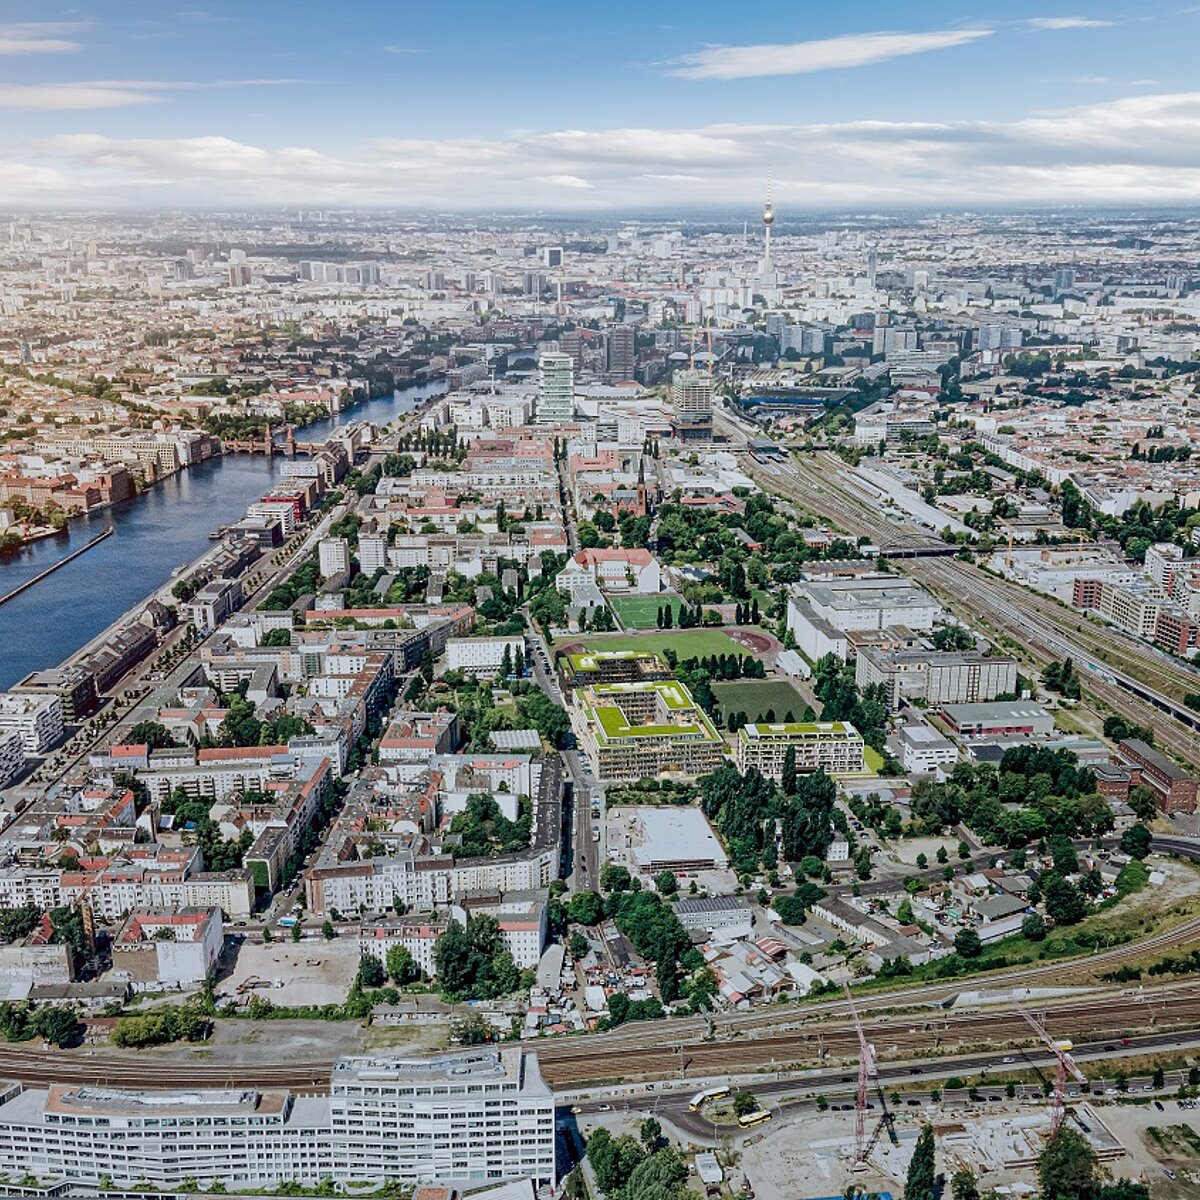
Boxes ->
[10,92,1200,209]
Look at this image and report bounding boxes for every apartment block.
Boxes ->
[0,692,63,755]
[445,635,525,679]
[575,680,725,782]
[734,721,866,781]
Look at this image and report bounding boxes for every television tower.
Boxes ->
[761,168,775,275]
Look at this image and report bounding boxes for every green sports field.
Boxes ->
[608,593,685,630]
[712,679,809,724]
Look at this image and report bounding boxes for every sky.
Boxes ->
[2,0,1200,211]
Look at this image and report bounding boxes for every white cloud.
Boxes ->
[1025,17,1115,29]
[0,78,303,111]
[382,45,424,55]
[0,85,157,111]
[18,91,1200,209]
[0,22,84,55]
[670,28,992,80]
[534,174,593,189]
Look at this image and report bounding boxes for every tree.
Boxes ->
[953,928,982,959]
[781,745,798,797]
[128,721,177,750]
[732,1091,759,1117]
[951,1168,980,1200]
[904,1124,936,1200]
[567,931,589,960]
[1120,823,1152,860]
[35,1005,81,1048]
[1044,875,1088,925]
[600,863,633,893]
[639,1117,663,1149]
[653,870,677,895]
[356,956,385,988]
[385,945,415,984]
[1037,1125,1100,1200]
[567,891,605,925]
[1022,913,1048,942]
[1127,785,1158,822]
[321,919,336,940]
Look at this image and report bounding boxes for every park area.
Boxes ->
[607,593,685,630]
[713,679,809,724]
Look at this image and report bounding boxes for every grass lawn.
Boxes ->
[863,745,885,773]
[608,593,685,630]
[573,630,744,658]
[712,679,808,723]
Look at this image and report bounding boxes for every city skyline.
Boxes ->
[0,0,1199,209]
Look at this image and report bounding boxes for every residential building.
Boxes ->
[0,692,63,755]
[110,908,224,990]
[535,352,573,425]
[445,636,525,679]
[186,578,243,634]
[0,730,22,788]
[574,680,725,782]
[319,536,351,579]
[734,721,866,780]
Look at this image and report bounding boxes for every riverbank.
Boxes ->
[0,380,446,689]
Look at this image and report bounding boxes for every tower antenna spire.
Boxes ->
[761,164,775,276]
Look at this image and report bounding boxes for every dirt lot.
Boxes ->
[219,936,361,1007]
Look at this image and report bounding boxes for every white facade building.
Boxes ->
[446,635,525,679]
[898,724,958,775]
[535,352,574,425]
[0,692,64,755]
[0,729,22,788]
[318,536,351,579]
[0,1050,555,1191]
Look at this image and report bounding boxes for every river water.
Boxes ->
[0,381,445,689]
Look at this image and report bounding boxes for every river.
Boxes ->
[0,380,446,690]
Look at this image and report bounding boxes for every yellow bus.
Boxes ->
[688,1086,731,1111]
[738,1109,772,1128]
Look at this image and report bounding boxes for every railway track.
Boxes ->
[2,987,1194,1094]
[737,443,1200,767]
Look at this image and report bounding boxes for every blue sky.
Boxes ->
[1,1,1199,208]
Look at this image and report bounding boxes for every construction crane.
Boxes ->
[1018,1005,1087,1134]
[844,984,878,1168]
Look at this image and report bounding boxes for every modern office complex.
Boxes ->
[574,679,725,781]
[734,720,867,781]
[671,368,715,441]
[0,1050,555,1191]
[855,647,1018,709]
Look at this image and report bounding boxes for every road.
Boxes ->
[527,623,598,888]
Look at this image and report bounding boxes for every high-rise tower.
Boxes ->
[761,171,775,276]
[536,352,574,425]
